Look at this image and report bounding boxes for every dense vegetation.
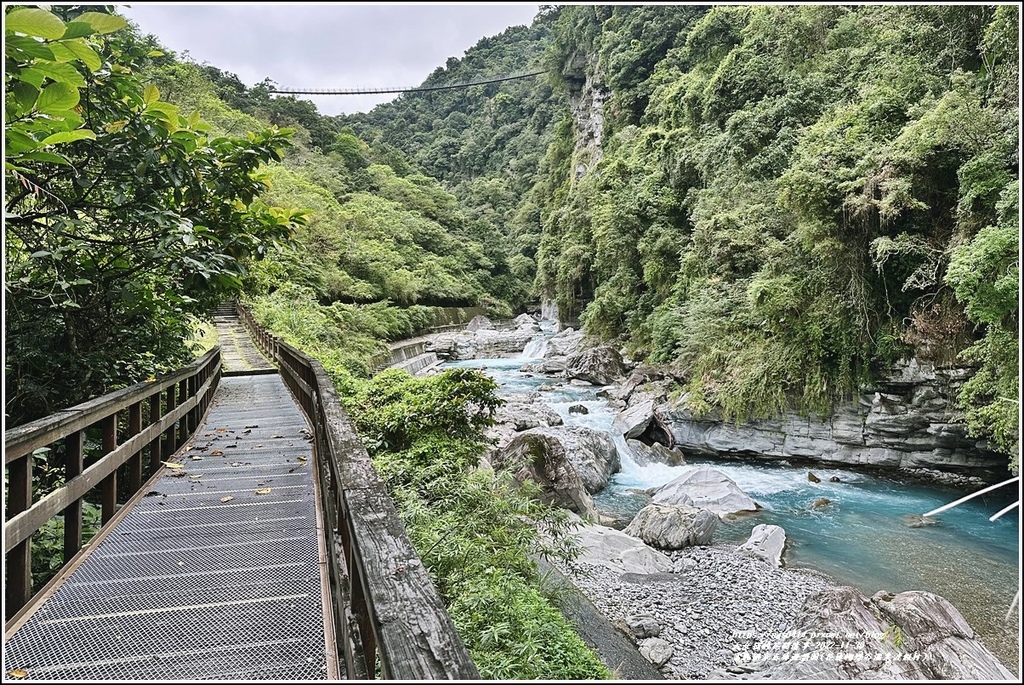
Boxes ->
[4,2,1018,674]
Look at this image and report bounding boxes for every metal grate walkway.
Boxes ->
[4,374,336,680]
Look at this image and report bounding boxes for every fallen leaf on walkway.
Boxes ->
[271,434,283,438]
[245,424,259,429]
[8,668,28,678]
[297,455,308,463]
[211,450,223,456]
[220,496,234,503]
[161,461,183,469]
[255,488,272,495]
[168,471,187,478]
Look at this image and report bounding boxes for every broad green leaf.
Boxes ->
[15,67,46,88]
[11,81,40,114]
[60,21,96,39]
[41,129,96,146]
[60,39,102,72]
[74,12,128,36]
[18,151,71,165]
[147,49,165,57]
[30,61,86,88]
[4,35,56,61]
[4,8,66,40]
[47,42,79,63]
[143,83,160,105]
[37,82,80,113]
[5,130,41,154]
[105,120,128,133]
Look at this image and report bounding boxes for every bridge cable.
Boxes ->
[267,70,546,96]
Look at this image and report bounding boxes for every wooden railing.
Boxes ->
[238,305,479,680]
[3,348,222,619]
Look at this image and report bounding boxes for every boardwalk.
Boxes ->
[4,372,336,679]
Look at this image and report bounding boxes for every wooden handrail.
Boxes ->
[237,303,479,680]
[3,347,222,619]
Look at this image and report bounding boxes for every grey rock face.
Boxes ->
[627,439,686,467]
[623,503,719,549]
[659,359,1007,477]
[491,431,599,520]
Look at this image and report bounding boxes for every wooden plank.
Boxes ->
[5,456,33,617]
[343,486,478,680]
[4,386,206,552]
[4,348,219,462]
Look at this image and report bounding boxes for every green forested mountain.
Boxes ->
[530,5,1018,463]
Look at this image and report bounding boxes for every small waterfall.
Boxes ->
[520,336,549,360]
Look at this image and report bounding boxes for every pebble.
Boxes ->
[552,543,834,680]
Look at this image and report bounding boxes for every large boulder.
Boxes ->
[491,426,621,518]
[652,465,759,519]
[613,397,657,439]
[565,344,628,385]
[569,522,674,574]
[501,426,620,494]
[728,587,1015,680]
[623,503,719,549]
[737,524,787,568]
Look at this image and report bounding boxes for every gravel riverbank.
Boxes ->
[551,543,836,680]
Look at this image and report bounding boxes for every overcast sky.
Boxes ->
[116,3,543,116]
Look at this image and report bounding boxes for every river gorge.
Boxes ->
[426,319,1020,678]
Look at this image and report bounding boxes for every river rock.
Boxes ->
[737,524,787,568]
[652,465,759,519]
[620,615,662,639]
[492,400,563,432]
[811,497,831,509]
[514,313,537,327]
[565,344,628,385]
[623,503,719,549]
[545,327,585,357]
[808,471,821,483]
[568,522,674,574]
[569,404,589,415]
[466,314,493,331]
[613,397,656,439]
[627,439,686,467]
[731,586,1015,680]
[639,637,674,668]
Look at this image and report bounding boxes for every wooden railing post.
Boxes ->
[5,454,33,616]
[164,384,177,454]
[149,393,162,472]
[100,414,118,523]
[127,402,143,494]
[63,430,84,561]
